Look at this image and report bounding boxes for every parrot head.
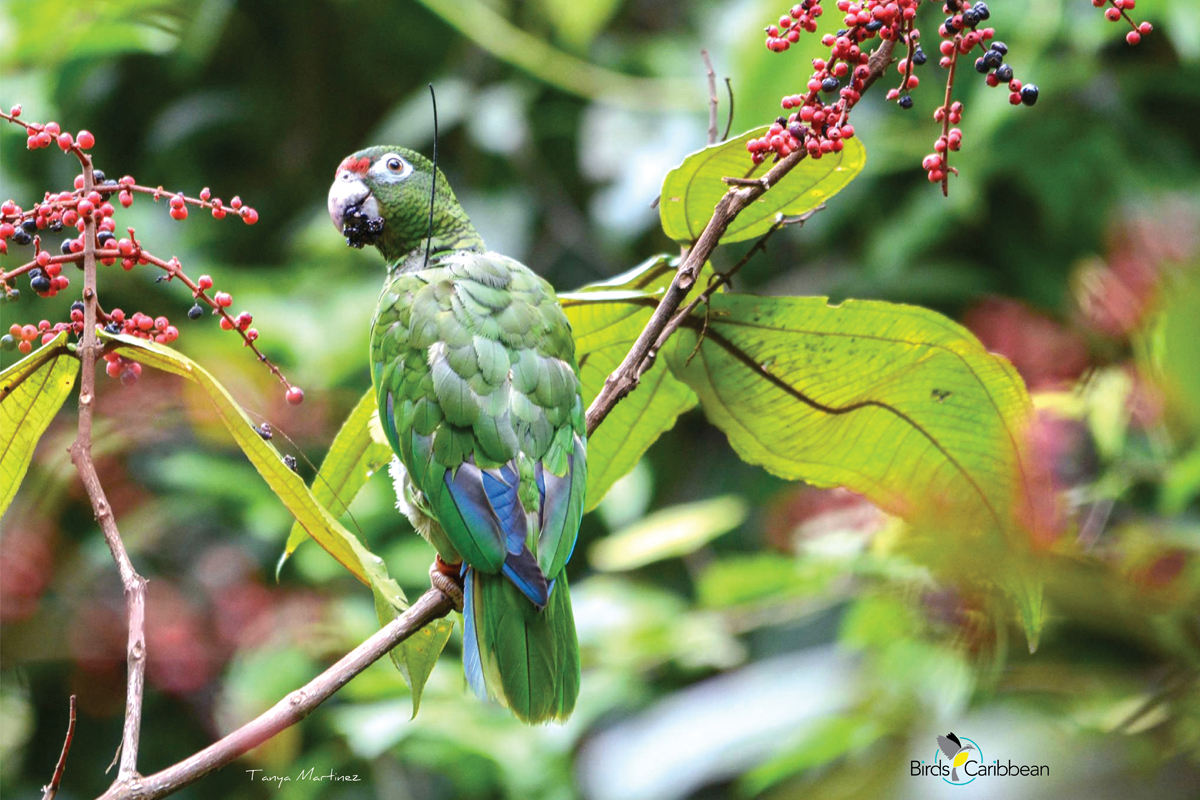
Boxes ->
[328,145,481,266]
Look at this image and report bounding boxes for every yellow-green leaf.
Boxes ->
[0,332,78,516]
[665,294,1034,534]
[590,496,747,571]
[373,586,454,718]
[659,127,866,245]
[278,388,393,577]
[561,256,698,510]
[102,332,405,610]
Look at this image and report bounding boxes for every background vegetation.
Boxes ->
[2,0,1199,798]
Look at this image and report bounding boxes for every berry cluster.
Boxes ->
[0,104,299,400]
[757,0,1151,193]
[341,206,385,249]
[1095,0,1153,45]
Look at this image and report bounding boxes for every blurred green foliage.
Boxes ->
[2,0,1199,798]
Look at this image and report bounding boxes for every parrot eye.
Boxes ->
[371,152,414,183]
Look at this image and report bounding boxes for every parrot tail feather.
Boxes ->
[461,568,579,723]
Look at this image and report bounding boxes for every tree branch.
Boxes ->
[702,49,719,146]
[94,588,455,800]
[41,695,77,800]
[584,38,896,437]
[66,152,150,786]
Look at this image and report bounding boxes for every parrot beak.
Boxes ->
[328,169,372,233]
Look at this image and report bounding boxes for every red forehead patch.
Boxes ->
[336,156,371,177]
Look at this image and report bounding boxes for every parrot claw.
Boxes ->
[429,558,464,612]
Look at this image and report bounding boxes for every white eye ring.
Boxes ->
[371,153,413,183]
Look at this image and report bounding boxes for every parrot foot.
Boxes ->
[429,557,464,612]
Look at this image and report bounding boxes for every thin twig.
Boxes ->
[702,49,719,145]
[93,588,455,800]
[41,695,77,800]
[584,39,895,437]
[66,151,149,788]
[722,78,735,141]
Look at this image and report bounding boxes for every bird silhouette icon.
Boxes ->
[936,732,979,782]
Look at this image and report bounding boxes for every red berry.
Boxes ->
[1126,30,1141,44]
[36,251,51,266]
[18,340,32,354]
[76,130,95,150]
[107,360,122,378]
[198,275,213,290]
[241,208,258,225]
[170,206,188,221]
[119,191,133,208]
[36,132,52,148]
[215,291,233,307]
[1105,7,1120,20]
[200,187,211,201]
[286,387,304,405]
[230,196,243,210]
[57,132,74,150]
[45,121,61,136]
[77,200,95,217]
[1139,21,1152,33]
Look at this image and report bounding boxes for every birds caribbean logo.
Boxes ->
[935,732,981,784]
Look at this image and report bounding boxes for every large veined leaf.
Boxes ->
[659,127,866,245]
[664,294,1034,534]
[0,332,79,516]
[561,256,699,510]
[101,333,406,611]
[278,387,394,576]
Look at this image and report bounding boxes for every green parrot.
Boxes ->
[328,146,585,723]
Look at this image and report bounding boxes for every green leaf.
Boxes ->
[561,255,699,510]
[742,715,885,796]
[589,495,747,571]
[0,332,78,516]
[665,294,1034,534]
[537,0,623,49]
[101,333,406,610]
[659,127,866,245]
[373,586,454,718]
[277,388,394,578]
